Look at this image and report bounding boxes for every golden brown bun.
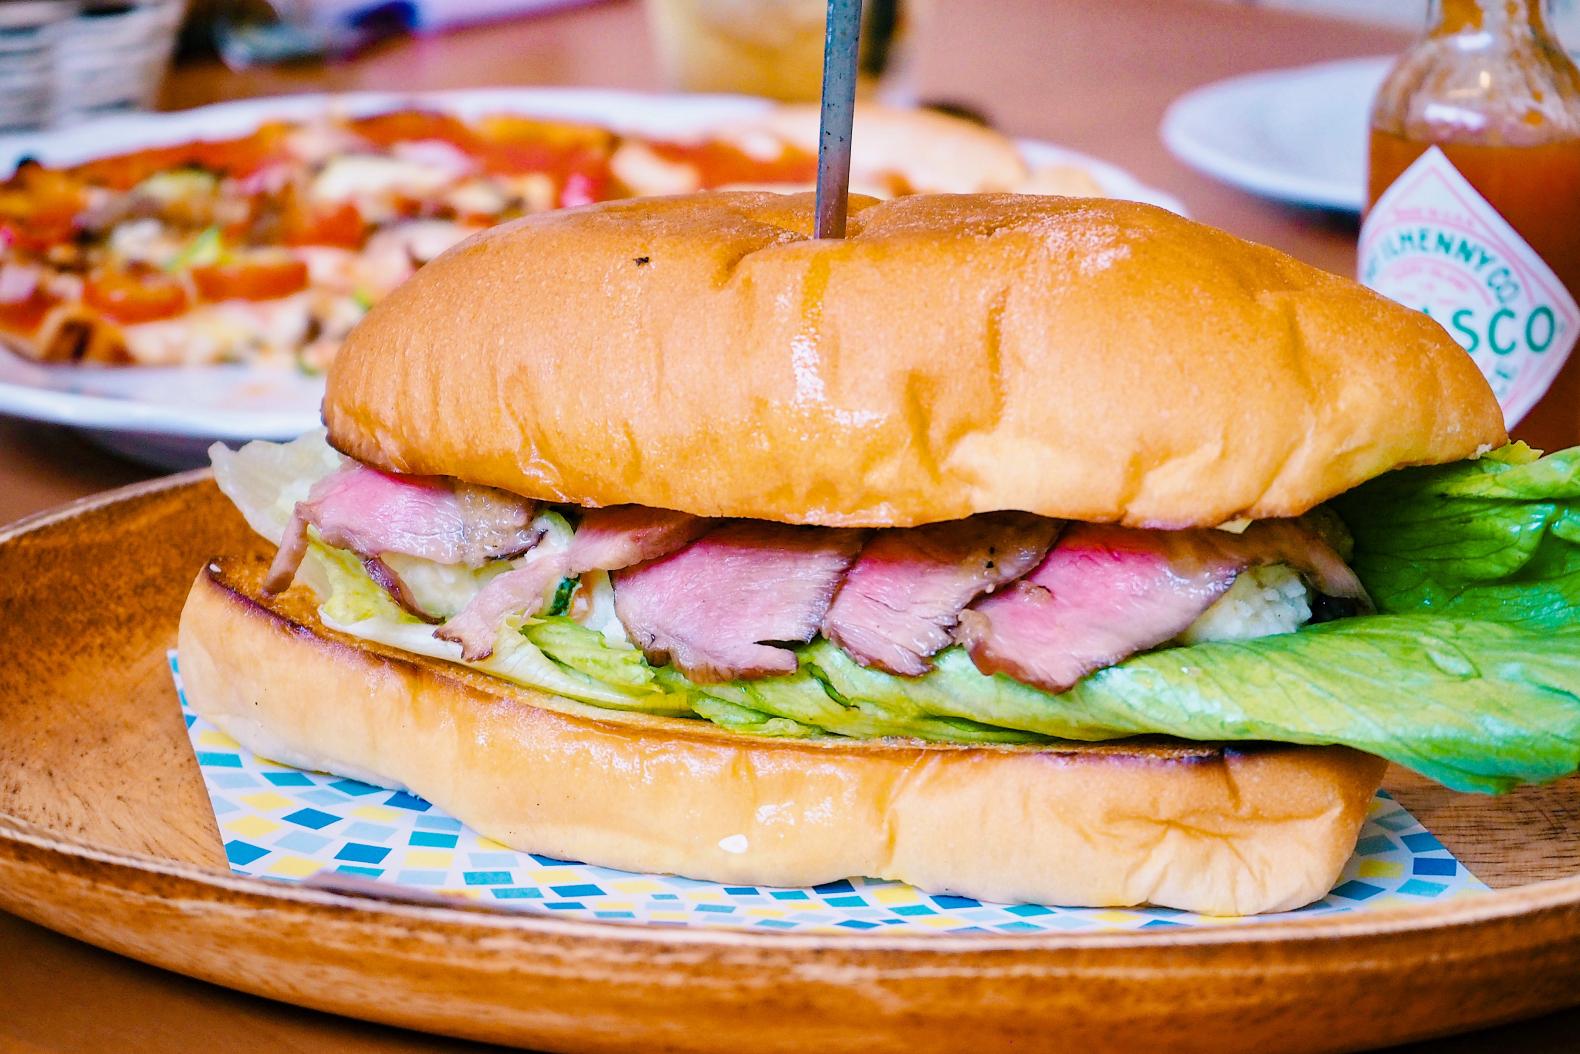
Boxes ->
[178,554,1387,915]
[324,192,1505,528]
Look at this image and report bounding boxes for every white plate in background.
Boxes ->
[0,88,1184,470]
[1161,56,1393,213]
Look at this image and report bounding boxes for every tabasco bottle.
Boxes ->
[1360,0,1580,450]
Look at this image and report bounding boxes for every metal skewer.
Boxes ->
[814,0,863,239]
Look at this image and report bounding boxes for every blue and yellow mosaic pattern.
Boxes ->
[172,654,1486,934]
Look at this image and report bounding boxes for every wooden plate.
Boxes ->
[4,474,1580,1053]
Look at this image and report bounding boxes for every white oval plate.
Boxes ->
[1160,56,1393,213]
[0,88,1183,470]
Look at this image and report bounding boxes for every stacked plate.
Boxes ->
[0,1,70,129]
[0,0,182,132]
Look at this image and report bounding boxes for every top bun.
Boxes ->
[323,192,1505,528]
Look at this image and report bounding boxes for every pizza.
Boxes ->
[0,103,1105,370]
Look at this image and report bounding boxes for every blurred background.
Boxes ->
[2,1,1573,130]
[4,3,1580,1051]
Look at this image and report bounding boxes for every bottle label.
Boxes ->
[1359,145,1579,428]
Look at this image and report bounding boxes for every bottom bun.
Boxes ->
[177,556,1387,915]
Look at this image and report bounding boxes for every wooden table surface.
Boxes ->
[2,0,1575,1049]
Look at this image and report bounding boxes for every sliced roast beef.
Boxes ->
[821,512,1061,676]
[613,522,865,682]
[437,505,708,660]
[1242,519,1370,603]
[567,505,711,572]
[264,463,540,593]
[264,514,312,595]
[956,520,1370,693]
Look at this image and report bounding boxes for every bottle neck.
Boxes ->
[1432,0,1553,38]
[1374,0,1580,147]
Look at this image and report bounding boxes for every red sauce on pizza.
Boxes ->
[0,289,56,333]
[350,111,479,153]
[192,254,309,302]
[645,140,818,187]
[73,126,291,189]
[282,201,366,249]
[84,266,189,325]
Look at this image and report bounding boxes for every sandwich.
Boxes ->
[178,191,1580,916]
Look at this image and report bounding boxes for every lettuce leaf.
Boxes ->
[748,668,1043,744]
[311,540,411,625]
[688,696,819,738]
[806,624,1580,794]
[1334,443,1580,628]
[482,624,690,716]
[318,567,691,715]
[546,578,578,617]
[524,616,655,690]
[646,667,815,737]
[210,430,342,545]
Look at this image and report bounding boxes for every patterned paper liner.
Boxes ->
[171,653,1486,934]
